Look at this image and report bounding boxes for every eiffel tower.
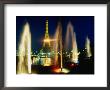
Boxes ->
[40,19,52,66]
[43,19,50,47]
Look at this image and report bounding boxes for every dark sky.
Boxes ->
[16,16,94,52]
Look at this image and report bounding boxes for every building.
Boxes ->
[39,19,54,66]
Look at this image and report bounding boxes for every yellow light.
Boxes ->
[53,68,70,73]
[44,39,56,42]
[44,39,50,42]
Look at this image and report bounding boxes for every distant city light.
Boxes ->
[48,53,50,55]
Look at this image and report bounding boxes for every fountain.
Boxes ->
[54,22,62,68]
[85,37,92,58]
[53,22,69,73]
[65,22,79,63]
[17,22,32,74]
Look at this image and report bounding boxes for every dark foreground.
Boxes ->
[16,56,94,74]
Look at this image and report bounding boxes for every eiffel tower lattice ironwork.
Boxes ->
[43,20,50,47]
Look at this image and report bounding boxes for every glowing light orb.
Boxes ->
[44,39,50,42]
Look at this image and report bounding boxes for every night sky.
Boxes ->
[16,16,94,52]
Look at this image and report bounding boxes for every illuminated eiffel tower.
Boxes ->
[43,19,50,47]
[40,19,52,66]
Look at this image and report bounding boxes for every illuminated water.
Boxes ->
[53,22,69,73]
[65,22,79,63]
[54,22,63,68]
[85,37,92,57]
[17,22,31,74]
